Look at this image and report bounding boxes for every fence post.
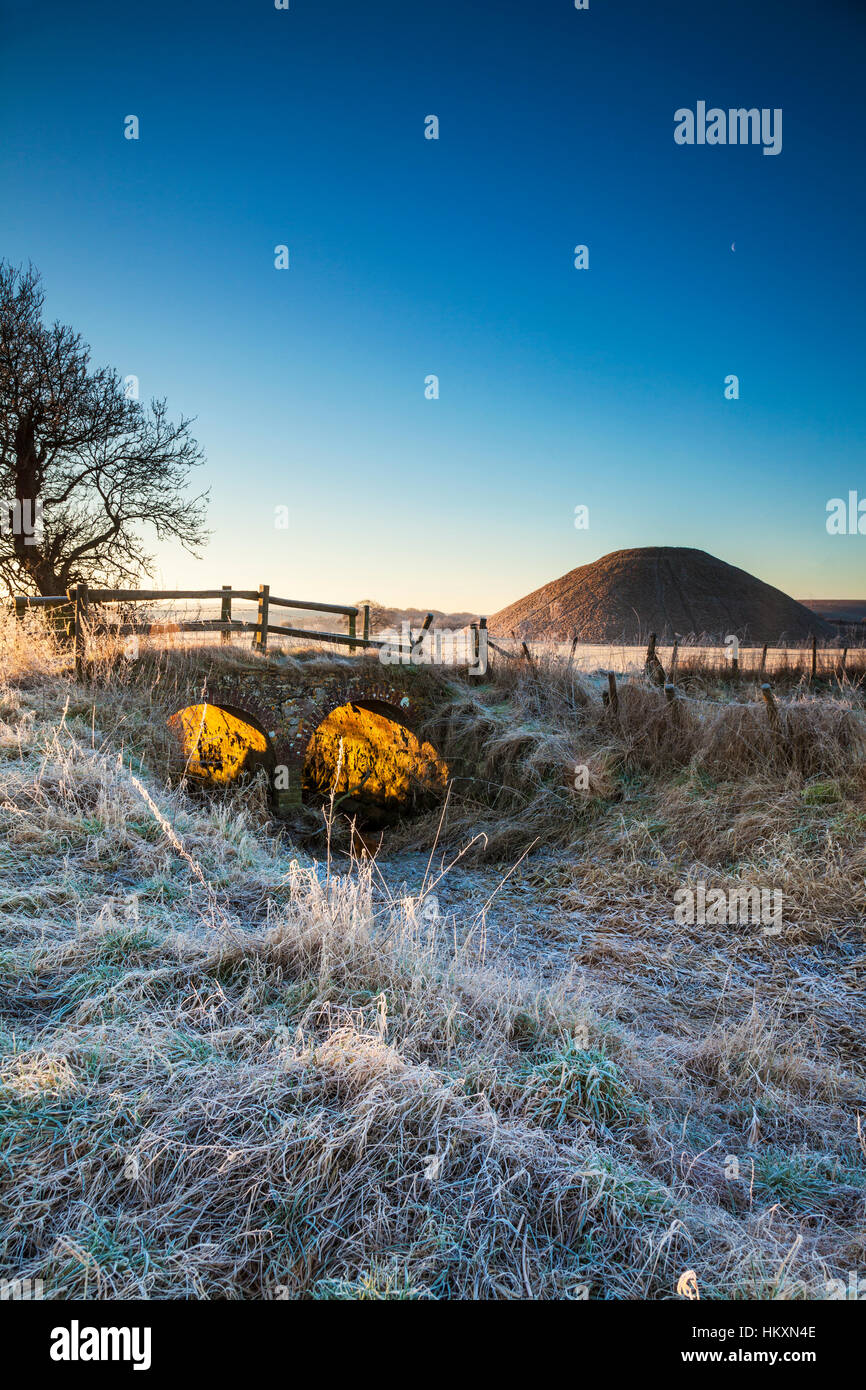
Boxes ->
[761,682,780,730]
[811,634,817,680]
[474,616,488,675]
[759,643,768,678]
[644,632,665,685]
[348,609,357,652]
[254,584,270,654]
[14,597,24,621]
[605,670,619,719]
[221,585,232,645]
[761,682,791,762]
[69,582,88,677]
[362,604,370,646]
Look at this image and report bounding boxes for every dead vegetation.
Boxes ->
[0,611,864,1300]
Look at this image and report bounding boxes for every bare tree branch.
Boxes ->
[0,261,210,595]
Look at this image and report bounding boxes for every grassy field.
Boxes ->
[1,612,864,1300]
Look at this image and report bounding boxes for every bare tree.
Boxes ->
[0,261,209,595]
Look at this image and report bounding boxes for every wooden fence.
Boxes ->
[8,584,480,676]
[11,583,384,674]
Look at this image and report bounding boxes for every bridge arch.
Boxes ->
[167,692,280,786]
[273,677,421,814]
[169,672,430,815]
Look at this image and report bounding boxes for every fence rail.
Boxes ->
[14,595,71,610]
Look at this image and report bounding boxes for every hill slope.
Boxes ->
[488,547,834,644]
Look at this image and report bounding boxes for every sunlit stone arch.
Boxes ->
[169,672,427,813]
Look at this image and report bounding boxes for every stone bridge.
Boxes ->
[169,658,438,815]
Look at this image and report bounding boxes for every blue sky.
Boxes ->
[2,0,864,610]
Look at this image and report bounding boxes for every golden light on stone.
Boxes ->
[168,703,270,784]
[303,703,447,810]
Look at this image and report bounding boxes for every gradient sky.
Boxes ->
[2,0,865,611]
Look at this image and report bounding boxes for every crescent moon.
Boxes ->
[731,242,736,251]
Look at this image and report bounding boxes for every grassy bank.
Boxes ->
[1,613,864,1299]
